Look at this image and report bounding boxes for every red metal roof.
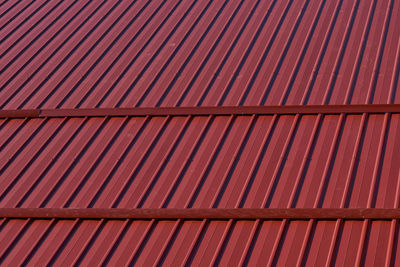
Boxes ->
[1,0,400,109]
[1,113,400,209]
[1,219,399,266]
[1,0,400,265]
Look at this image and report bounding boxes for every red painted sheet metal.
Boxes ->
[0,219,398,266]
[1,113,400,264]
[0,0,399,109]
[3,104,400,119]
[4,208,400,219]
[1,114,399,210]
[1,0,400,265]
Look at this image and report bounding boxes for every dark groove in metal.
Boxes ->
[0,0,51,43]
[0,0,92,75]
[0,0,124,109]
[0,0,33,31]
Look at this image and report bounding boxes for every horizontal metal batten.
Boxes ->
[1,208,400,219]
[1,104,400,118]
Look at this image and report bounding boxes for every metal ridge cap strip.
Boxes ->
[0,109,40,118]
[1,208,400,219]
[1,104,400,118]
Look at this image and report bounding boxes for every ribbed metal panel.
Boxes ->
[1,0,400,265]
[0,219,399,266]
[0,114,399,209]
[0,114,400,264]
[0,0,399,109]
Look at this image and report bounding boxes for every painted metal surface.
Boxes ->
[4,208,400,219]
[3,104,400,118]
[1,0,400,265]
[0,0,399,109]
[1,219,399,266]
[1,113,400,265]
[1,114,400,210]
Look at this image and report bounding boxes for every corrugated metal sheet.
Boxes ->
[0,114,400,209]
[1,219,399,266]
[1,0,400,265]
[1,113,400,265]
[0,0,399,109]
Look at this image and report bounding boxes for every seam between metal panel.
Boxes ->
[3,104,400,118]
[2,208,400,219]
